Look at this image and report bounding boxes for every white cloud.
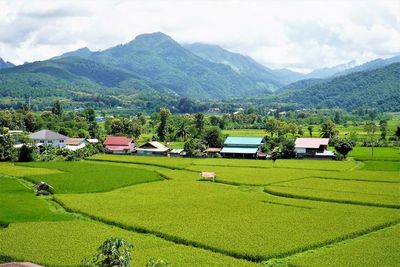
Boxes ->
[0,0,399,72]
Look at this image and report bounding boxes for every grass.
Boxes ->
[0,176,71,224]
[289,224,400,267]
[0,162,62,177]
[0,220,258,267]
[88,154,195,169]
[349,146,400,161]
[361,161,400,172]
[18,161,163,194]
[56,178,400,261]
[1,155,399,266]
[266,177,400,207]
[187,165,317,185]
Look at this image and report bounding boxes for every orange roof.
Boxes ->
[65,138,85,145]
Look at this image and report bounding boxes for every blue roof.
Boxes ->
[224,137,263,146]
[220,147,259,154]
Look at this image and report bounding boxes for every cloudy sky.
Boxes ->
[0,0,399,72]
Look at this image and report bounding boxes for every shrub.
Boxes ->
[83,237,133,267]
[146,258,170,267]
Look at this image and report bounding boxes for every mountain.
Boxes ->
[305,60,357,79]
[84,32,272,98]
[272,68,306,85]
[334,55,400,77]
[0,57,15,69]
[52,47,93,60]
[0,56,158,99]
[183,43,284,89]
[275,63,400,111]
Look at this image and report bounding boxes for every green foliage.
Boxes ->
[203,126,223,148]
[277,63,400,111]
[18,144,36,162]
[320,119,338,139]
[146,258,170,267]
[334,139,355,158]
[184,138,206,157]
[0,128,16,161]
[83,237,133,267]
[157,108,171,142]
[51,100,63,116]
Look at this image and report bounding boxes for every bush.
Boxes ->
[83,237,133,267]
[18,145,36,162]
[146,258,170,267]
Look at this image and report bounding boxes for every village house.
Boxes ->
[220,137,264,159]
[28,129,68,148]
[137,141,170,156]
[65,138,88,151]
[169,148,186,157]
[294,138,335,159]
[103,136,136,154]
[206,147,221,157]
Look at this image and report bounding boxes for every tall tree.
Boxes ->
[0,128,15,161]
[157,108,171,142]
[307,125,313,137]
[51,100,63,116]
[203,126,224,148]
[194,113,205,136]
[379,120,388,140]
[176,121,190,141]
[320,120,338,139]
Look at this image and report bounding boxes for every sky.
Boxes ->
[0,0,399,73]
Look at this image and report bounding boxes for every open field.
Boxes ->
[18,161,163,193]
[288,224,400,267]
[0,176,71,225]
[349,147,400,161]
[0,153,399,266]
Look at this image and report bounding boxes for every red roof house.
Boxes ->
[103,136,136,154]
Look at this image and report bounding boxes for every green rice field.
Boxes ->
[0,147,399,266]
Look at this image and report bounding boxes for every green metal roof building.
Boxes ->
[221,137,264,158]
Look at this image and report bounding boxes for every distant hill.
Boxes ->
[52,47,93,60]
[305,60,357,79]
[0,56,158,98]
[334,55,400,77]
[275,63,400,111]
[183,43,285,89]
[0,57,14,69]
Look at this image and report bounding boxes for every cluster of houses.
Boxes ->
[20,129,335,159]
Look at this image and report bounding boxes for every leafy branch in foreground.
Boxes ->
[82,237,133,267]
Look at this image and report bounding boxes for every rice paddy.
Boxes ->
[0,147,399,266]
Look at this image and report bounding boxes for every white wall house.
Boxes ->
[28,129,68,148]
[65,138,88,151]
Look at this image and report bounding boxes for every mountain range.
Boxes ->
[0,32,399,111]
[0,58,14,69]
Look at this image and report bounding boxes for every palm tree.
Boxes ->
[176,121,190,141]
[320,120,337,139]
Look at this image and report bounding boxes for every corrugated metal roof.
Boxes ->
[65,138,86,145]
[220,147,259,154]
[224,137,263,145]
[29,129,68,140]
[295,138,329,148]
[139,141,168,150]
[104,136,133,145]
